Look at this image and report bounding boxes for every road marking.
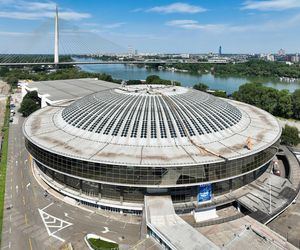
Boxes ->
[131,238,148,250]
[23,196,26,206]
[25,213,28,225]
[15,185,18,194]
[9,227,11,234]
[101,227,109,234]
[28,238,33,250]
[26,183,31,189]
[64,213,74,220]
[38,209,72,242]
[41,202,54,211]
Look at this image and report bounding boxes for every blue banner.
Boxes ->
[197,184,212,203]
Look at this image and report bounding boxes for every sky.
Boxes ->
[0,0,300,54]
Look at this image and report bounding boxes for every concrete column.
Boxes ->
[79,180,82,194]
[98,183,102,199]
[120,187,124,204]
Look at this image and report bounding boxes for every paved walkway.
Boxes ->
[145,196,219,250]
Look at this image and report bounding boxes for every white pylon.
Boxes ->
[54,5,59,64]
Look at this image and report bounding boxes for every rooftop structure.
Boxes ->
[23,83,281,209]
[22,78,119,106]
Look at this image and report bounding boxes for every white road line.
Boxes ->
[41,202,54,211]
[38,209,72,243]
[101,227,109,234]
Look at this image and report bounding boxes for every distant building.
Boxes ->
[128,45,134,56]
[291,54,299,63]
[278,48,286,56]
[266,54,275,62]
[219,46,222,56]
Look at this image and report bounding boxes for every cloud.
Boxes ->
[0,31,30,36]
[166,20,225,32]
[0,0,91,20]
[103,22,126,29]
[166,12,300,33]
[242,0,300,11]
[148,2,206,14]
[0,10,91,20]
[20,1,56,11]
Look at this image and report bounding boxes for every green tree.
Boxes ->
[19,91,40,117]
[292,89,300,119]
[5,76,18,87]
[193,83,208,92]
[19,99,40,117]
[126,80,143,85]
[146,75,161,84]
[281,125,300,146]
[275,90,293,118]
[211,91,227,98]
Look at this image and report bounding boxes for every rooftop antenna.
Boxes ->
[54,5,59,65]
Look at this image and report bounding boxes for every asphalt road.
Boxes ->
[1,94,150,250]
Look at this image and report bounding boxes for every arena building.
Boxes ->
[23,84,281,212]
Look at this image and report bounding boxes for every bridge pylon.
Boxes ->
[54,5,59,65]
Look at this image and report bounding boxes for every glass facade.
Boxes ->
[26,139,279,187]
[36,160,269,204]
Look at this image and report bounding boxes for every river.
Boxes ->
[79,63,300,94]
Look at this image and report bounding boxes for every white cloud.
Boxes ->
[166,20,225,32]
[0,0,91,20]
[166,12,300,33]
[242,0,300,11]
[103,22,126,29]
[20,1,56,11]
[0,10,91,20]
[0,31,30,36]
[148,2,206,14]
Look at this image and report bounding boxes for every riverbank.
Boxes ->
[79,63,300,94]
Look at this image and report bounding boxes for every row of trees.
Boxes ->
[172,60,300,78]
[193,82,300,146]
[232,83,300,119]
[193,83,227,98]
[126,75,181,86]
[0,67,122,88]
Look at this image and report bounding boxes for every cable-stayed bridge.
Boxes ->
[0,7,225,66]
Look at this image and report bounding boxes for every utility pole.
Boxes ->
[54,5,59,65]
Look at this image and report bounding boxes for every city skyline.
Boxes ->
[0,0,300,53]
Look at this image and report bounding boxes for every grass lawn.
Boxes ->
[0,97,10,244]
[88,238,119,250]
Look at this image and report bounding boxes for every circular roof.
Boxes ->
[61,85,242,139]
[23,84,281,166]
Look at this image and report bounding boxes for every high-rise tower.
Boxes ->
[54,6,59,64]
[219,46,222,56]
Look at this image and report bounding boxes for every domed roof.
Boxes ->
[23,84,281,166]
[61,85,242,140]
